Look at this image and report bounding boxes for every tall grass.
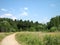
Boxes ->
[43,35,60,45]
[16,32,42,45]
[16,32,60,45]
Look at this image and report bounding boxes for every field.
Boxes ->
[0,32,13,45]
[16,32,60,45]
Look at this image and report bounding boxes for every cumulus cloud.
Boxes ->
[0,8,16,13]
[0,13,17,20]
[20,11,28,16]
[24,7,28,10]
[20,7,28,16]
[11,16,17,20]
[0,8,7,11]
[40,17,50,24]
[4,14,12,16]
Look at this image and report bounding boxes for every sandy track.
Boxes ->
[1,33,20,45]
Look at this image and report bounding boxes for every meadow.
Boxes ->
[16,32,60,45]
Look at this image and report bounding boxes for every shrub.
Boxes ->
[29,27,36,31]
[50,27,57,32]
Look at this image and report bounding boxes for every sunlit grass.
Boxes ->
[16,32,60,45]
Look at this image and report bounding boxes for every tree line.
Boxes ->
[0,16,60,32]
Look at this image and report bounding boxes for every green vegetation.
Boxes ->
[47,16,60,31]
[16,32,60,45]
[43,35,60,45]
[0,16,60,45]
[0,16,60,32]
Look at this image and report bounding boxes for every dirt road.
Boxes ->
[1,33,20,45]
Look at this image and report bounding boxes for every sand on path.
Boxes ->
[1,33,20,45]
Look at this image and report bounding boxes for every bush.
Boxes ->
[29,27,36,31]
[50,27,57,32]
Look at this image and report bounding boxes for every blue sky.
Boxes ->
[0,0,60,23]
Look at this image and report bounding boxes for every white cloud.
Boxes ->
[24,7,28,10]
[4,14,12,16]
[0,13,12,18]
[40,17,50,24]
[12,17,17,20]
[19,7,28,16]
[0,8,16,13]
[50,4,56,7]
[1,8,7,11]
[20,7,28,11]
[20,11,28,16]
[0,13,17,20]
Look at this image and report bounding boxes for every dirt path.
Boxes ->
[1,33,20,45]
